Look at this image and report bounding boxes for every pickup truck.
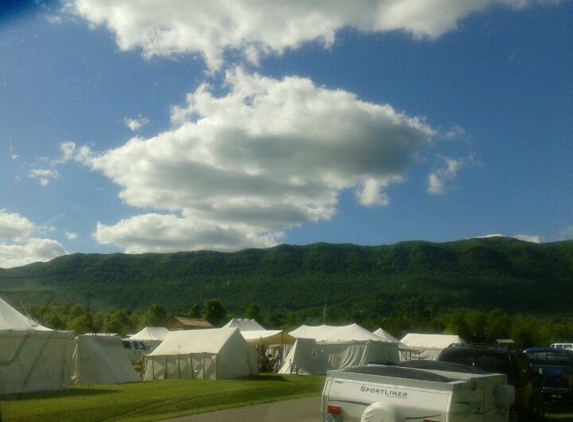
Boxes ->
[322,363,515,422]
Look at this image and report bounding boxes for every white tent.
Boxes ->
[143,327,258,380]
[223,318,265,331]
[0,297,74,395]
[239,330,296,345]
[400,333,465,361]
[223,318,295,372]
[373,327,400,343]
[223,318,295,346]
[72,335,142,385]
[129,326,169,351]
[373,327,413,361]
[279,323,400,375]
[279,337,330,375]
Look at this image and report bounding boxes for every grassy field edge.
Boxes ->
[0,375,325,422]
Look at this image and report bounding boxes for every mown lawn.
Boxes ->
[3,376,573,422]
[0,374,324,422]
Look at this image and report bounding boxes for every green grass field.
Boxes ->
[2,375,573,422]
[0,375,324,422]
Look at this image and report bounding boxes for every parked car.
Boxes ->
[525,347,573,401]
[437,343,544,422]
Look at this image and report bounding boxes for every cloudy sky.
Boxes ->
[1,0,572,268]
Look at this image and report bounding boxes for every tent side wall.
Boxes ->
[278,338,330,375]
[0,330,74,395]
[217,331,259,379]
[144,353,219,380]
[321,341,399,368]
[279,339,399,375]
[72,336,142,385]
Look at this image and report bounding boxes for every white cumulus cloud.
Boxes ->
[65,0,555,71]
[81,68,434,253]
[427,156,465,195]
[28,169,59,186]
[125,116,149,131]
[0,210,68,268]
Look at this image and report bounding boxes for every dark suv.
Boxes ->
[437,343,544,422]
[524,347,573,401]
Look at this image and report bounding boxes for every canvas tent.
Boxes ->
[373,327,413,361]
[223,318,265,331]
[373,327,400,343]
[129,326,169,352]
[0,296,74,395]
[143,327,258,380]
[223,318,295,372]
[279,323,400,375]
[223,318,295,346]
[72,335,142,385]
[400,333,465,361]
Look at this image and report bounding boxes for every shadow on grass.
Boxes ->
[0,386,118,402]
[248,374,291,382]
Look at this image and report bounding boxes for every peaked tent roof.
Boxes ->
[149,327,245,356]
[130,326,169,342]
[223,318,265,331]
[290,323,389,343]
[0,296,51,331]
[240,329,296,345]
[373,328,400,343]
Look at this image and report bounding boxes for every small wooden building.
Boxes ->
[164,316,213,331]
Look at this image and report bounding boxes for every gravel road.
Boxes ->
[158,396,322,422]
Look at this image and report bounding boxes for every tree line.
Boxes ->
[24,299,573,348]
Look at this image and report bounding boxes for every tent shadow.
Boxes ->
[245,374,290,382]
[0,387,118,402]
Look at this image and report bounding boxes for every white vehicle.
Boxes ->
[321,362,515,422]
[550,343,573,350]
[121,338,149,364]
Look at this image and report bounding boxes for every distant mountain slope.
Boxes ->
[1,237,572,318]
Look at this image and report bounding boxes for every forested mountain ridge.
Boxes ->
[1,237,572,323]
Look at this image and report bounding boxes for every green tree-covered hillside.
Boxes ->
[1,237,572,323]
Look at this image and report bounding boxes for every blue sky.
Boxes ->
[1,0,572,268]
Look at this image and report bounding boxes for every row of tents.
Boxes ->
[0,296,464,395]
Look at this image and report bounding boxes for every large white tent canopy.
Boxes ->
[0,296,74,395]
[279,323,400,375]
[144,327,258,380]
[400,333,465,361]
[290,324,386,343]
